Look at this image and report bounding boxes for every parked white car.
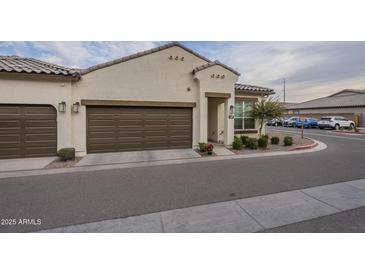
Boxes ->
[318,116,355,130]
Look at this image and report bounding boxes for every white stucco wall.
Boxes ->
[0,45,260,156]
[71,46,210,154]
[193,65,239,146]
[0,76,73,150]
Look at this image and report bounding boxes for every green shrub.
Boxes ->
[262,134,269,141]
[232,136,243,150]
[283,136,293,146]
[246,137,258,149]
[57,148,75,161]
[240,135,250,145]
[271,136,280,145]
[198,142,207,152]
[258,136,268,149]
[355,127,359,133]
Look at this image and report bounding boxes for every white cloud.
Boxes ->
[31,41,158,68]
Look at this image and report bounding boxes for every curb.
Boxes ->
[333,130,365,135]
[288,142,318,151]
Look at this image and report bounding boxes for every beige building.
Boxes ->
[0,42,274,159]
[287,89,365,127]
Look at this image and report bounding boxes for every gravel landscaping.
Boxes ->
[231,131,314,155]
[45,157,83,169]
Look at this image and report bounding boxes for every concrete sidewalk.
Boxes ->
[39,178,365,233]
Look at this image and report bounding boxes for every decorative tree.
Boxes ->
[249,98,285,136]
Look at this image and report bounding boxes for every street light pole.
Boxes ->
[283,78,286,103]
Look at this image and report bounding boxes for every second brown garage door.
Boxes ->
[87,106,192,153]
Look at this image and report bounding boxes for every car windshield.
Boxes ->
[321,117,332,121]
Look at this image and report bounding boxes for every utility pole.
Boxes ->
[283,78,286,103]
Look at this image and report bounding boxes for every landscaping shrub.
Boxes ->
[271,136,280,145]
[245,137,258,150]
[240,135,250,146]
[262,134,269,141]
[258,136,268,149]
[57,148,75,161]
[198,142,207,152]
[232,136,243,150]
[283,136,293,146]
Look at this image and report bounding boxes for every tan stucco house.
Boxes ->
[0,42,274,159]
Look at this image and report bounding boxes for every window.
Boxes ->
[234,99,256,130]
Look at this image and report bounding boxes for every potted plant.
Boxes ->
[207,143,214,155]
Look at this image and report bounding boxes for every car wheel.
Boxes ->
[275,122,278,126]
[320,127,324,130]
[349,123,354,130]
[335,124,340,130]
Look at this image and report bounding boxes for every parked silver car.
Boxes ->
[318,116,355,130]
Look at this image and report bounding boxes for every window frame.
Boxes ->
[234,99,257,131]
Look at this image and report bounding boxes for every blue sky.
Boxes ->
[1,41,365,102]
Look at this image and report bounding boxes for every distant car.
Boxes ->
[295,118,318,128]
[267,118,283,126]
[283,116,299,127]
[318,116,355,130]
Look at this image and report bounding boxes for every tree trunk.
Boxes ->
[259,118,264,136]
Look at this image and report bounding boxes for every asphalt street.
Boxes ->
[1,127,365,232]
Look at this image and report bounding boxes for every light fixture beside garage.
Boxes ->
[229,105,235,119]
[72,102,80,113]
[58,101,66,113]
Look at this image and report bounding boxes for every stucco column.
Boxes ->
[56,103,73,150]
[224,97,234,146]
[199,93,208,143]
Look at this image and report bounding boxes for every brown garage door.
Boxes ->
[87,106,192,153]
[0,104,57,159]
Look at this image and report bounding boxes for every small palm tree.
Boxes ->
[249,98,285,136]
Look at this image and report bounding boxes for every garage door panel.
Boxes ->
[25,133,57,141]
[0,120,21,128]
[0,105,57,159]
[0,148,21,159]
[87,106,192,153]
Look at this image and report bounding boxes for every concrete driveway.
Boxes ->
[0,157,56,172]
[76,149,201,166]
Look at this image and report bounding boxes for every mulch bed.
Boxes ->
[194,149,216,157]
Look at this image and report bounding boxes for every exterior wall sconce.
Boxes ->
[58,101,66,113]
[229,105,234,119]
[72,102,80,113]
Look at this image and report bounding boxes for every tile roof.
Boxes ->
[287,90,365,109]
[235,83,274,94]
[192,60,241,76]
[81,42,211,75]
[0,55,81,78]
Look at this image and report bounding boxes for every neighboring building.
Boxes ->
[287,89,365,127]
[281,102,298,115]
[0,42,273,159]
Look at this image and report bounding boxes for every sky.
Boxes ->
[1,41,365,102]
